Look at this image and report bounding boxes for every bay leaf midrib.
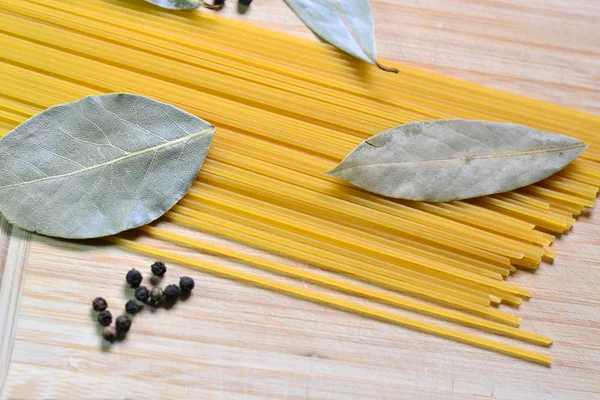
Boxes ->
[0,127,214,190]
[331,0,375,63]
[335,142,586,172]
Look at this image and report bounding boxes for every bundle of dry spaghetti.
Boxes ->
[0,0,599,366]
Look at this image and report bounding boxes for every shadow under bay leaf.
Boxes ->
[25,222,153,252]
[0,215,12,238]
[27,233,115,253]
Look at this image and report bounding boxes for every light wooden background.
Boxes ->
[1,1,600,399]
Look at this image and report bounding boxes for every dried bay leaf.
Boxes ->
[327,120,587,202]
[0,93,214,239]
[144,0,203,10]
[283,0,398,73]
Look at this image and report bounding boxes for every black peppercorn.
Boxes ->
[179,276,195,293]
[92,297,108,312]
[135,286,150,303]
[103,326,116,342]
[115,315,132,333]
[126,269,143,288]
[203,0,225,9]
[151,261,167,277]
[239,0,252,5]
[149,286,164,306]
[125,299,140,314]
[97,310,112,326]
[164,284,181,301]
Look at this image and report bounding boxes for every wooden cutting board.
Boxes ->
[1,1,599,399]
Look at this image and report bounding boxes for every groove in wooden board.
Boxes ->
[0,226,30,397]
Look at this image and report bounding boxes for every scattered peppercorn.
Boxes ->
[150,261,167,277]
[150,286,164,306]
[97,310,112,326]
[204,0,225,10]
[126,269,143,288]
[125,299,140,315]
[239,0,252,5]
[135,286,150,303]
[92,297,108,312]
[179,276,195,293]
[115,315,132,333]
[96,268,197,344]
[103,326,117,342]
[164,284,181,301]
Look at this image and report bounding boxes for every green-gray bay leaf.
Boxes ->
[144,0,203,10]
[0,93,215,239]
[327,120,587,202]
[283,0,398,73]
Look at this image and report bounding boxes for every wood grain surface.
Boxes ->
[1,1,600,399]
